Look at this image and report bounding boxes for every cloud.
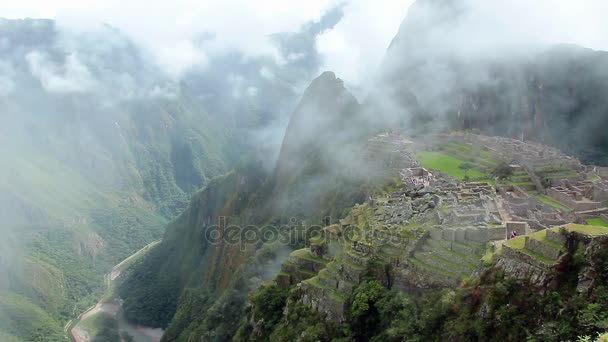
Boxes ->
[0,77,14,97]
[25,50,97,94]
[4,0,608,88]
[7,0,347,78]
[315,0,608,89]
[316,0,413,86]
[246,86,259,97]
[148,82,180,99]
[0,60,15,96]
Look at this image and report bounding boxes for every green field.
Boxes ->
[585,217,608,227]
[565,224,608,236]
[417,151,490,181]
[536,195,571,210]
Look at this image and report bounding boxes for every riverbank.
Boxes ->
[68,240,163,342]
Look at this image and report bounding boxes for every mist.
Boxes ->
[2,0,608,340]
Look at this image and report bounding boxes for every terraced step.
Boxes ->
[503,236,557,265]
[439,149,496,171]
[288,248,328,273]
[525,229,566,260]
[541,172,579,179]
[425,239,481,265]
[414,251,476,275]
[436,238,486,256]
[303,276,349,301]
[318,269,338,288]
[337,278,358,294]
[278,261,317,286]
[344,250,370,267]
[380,245,404,257]
[525,236,564,260]
[281,260,317,277]
[326,261,340,274]
[516,247,557,265]
[545,228,567,245]
[408,257,464,281]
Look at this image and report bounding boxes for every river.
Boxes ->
[68,240,164,342]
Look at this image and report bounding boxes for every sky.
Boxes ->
[1,0,608,87]
[0,0,411,85]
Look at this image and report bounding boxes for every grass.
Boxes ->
[536,195,571,210]
[417,151,489,181]
[304,276,347,301]
[565,224,608,236]
[585,217,608,227]
[290,249,327,263]
[504,236,556,264]
[482,242,502,265]
[528,229,565,250]
[409,257,461,279]
[504,236,526,249]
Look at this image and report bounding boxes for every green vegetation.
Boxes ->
[537,195,571,210]
[565,224,608,236]
[79,312,121,342]
[290,249,327,263]
[492,162,514,180]
[586,217,608,227]
[239,235,608,341]
[0,291,63,342]
[417,151,489,181]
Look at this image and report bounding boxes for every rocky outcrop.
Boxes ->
[72,232,105,258]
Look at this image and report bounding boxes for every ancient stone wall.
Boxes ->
[506,222,528,236]
[547,188,602,211]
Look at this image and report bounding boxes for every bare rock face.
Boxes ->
[495,250,552,287]
[72,232,105,258]
[298,282,348,322]
[575,234,608,294]
[274,71,360,199]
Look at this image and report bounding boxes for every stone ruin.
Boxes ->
[456,133,582,169]
[496,184,568,231]
[281,132,608,322]
[365,132,419,173]
[546,179,607,212]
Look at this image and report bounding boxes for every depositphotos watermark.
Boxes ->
[201,216,399,250]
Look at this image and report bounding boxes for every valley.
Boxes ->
[69,240,163,342]
[3,0,608,341]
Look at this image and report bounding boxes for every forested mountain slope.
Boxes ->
[116,1,608,341]
[0,12,340,340]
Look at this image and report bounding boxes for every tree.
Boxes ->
[492,163,514,180]
[459,163,474,181]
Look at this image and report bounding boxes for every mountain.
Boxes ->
[0,18,239,342]
[114,1,608,341]
[116,71,395,340]
[379,0,608,164]
[0,10,343,340]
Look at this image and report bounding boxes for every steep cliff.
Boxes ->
[379,0,608,165]
[118,72,385,340]
[117,1,608,341]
